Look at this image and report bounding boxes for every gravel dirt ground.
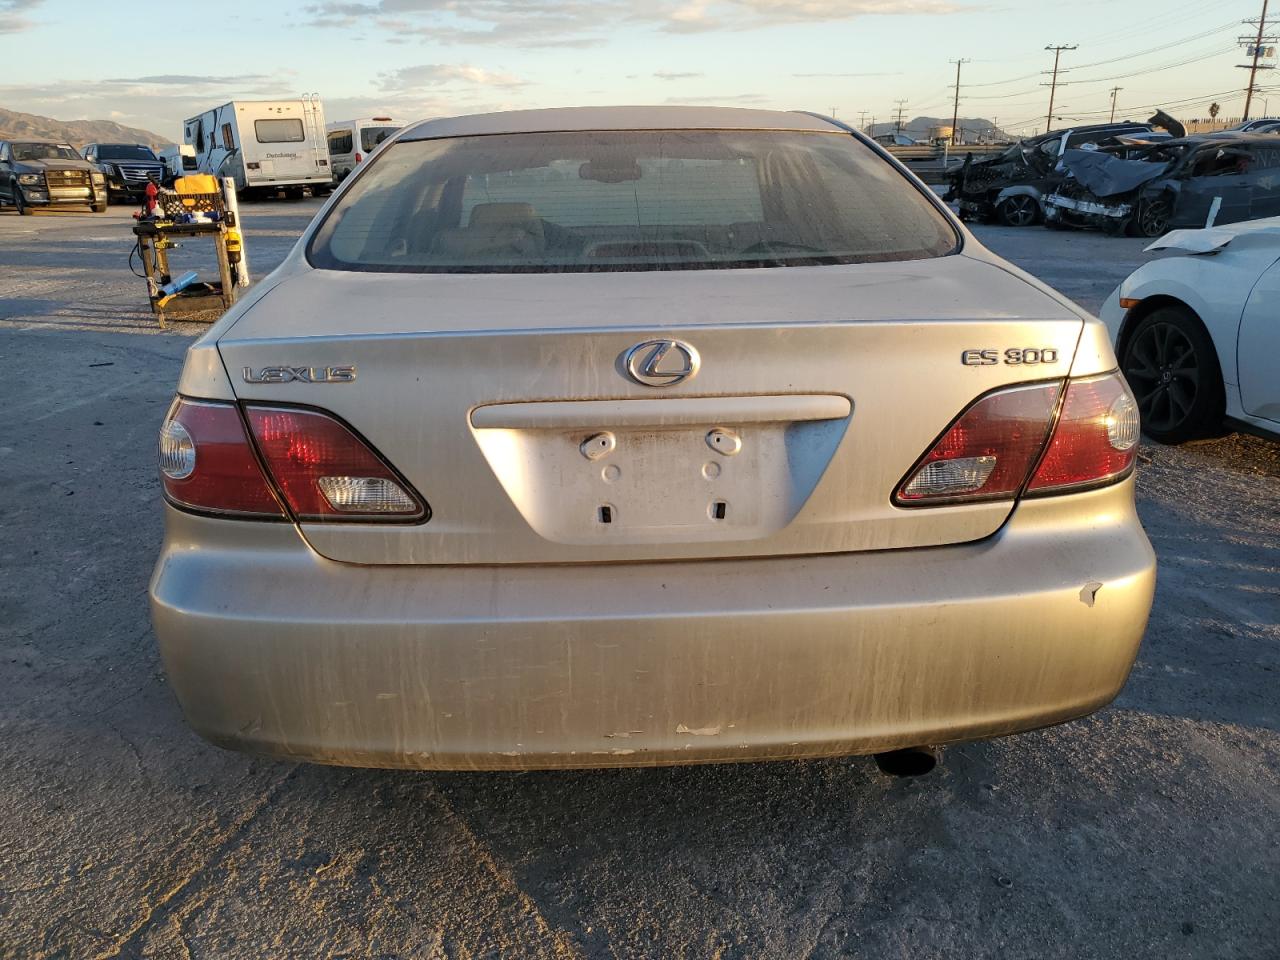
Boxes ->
[1,203,1277,960]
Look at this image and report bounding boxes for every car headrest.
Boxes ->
[469,202,538,227]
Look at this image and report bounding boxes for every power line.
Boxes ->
[998,84,1254,133]
[1066,44,1236,85]
[963,18,1239,89]
[1072,0,1218,47]
[1069,18,1241,70]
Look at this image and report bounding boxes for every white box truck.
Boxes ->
[183,98,333,197]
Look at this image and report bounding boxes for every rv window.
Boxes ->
[256,118,305,144]
[183,154,198,170]
[329,130,354,155]
[222,124,236,151]
[195,121,205,154]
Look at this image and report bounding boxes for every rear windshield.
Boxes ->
[255,118,305,144]
[308,130,958,273]
[361,126,399,152]
[98,144,157,161]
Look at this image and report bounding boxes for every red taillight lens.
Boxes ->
[1027,372,1139,494]
[158,398,285,517]
[894,371,1140,507]
[243,405,427,522]
[354,152,363,163]
[895,382,1062,505]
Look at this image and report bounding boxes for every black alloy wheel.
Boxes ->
[1121,307,1223,443]
[1133,195,1173,238]
[997,194,1040,227]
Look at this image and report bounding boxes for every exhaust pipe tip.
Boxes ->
[873,746,940,778]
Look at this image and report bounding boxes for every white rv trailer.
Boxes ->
[183,98,332,196]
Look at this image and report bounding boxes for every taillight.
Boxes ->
[894,382,1061,505]
[1026,372,1138,494]
[894,371,1139,506]
[243,405,427,522]
[158,398,285,518]
[354,152,363,163]
[159,399,428,522]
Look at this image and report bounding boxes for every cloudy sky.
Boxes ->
[0,0,1270,139]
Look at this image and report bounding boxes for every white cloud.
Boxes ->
[376,63,527,91]
[305,0,964,47]
[103,74,273,86]
[0,0,42,33]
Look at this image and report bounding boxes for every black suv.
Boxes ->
[0,140,107,214]
[82,142,165,203]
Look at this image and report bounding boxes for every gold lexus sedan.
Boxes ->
[150,107,1156,772]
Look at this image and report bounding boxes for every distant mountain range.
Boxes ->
[867,116,1013,142]
[0,107,167,149]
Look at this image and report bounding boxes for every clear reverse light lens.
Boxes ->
[158,419,196,479]
[900,455,998,499]
[316,476,417,514]
[1105,391,1140,450]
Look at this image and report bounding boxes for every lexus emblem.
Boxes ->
[622,339,700,387]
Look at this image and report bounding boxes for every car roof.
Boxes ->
[400,106,842,141]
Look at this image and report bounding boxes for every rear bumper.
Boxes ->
[150,479,1155,770]
[245,177,333,188]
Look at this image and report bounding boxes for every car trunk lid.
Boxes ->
[218,255,1084,565]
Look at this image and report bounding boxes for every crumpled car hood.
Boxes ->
[1059,149,1171,198]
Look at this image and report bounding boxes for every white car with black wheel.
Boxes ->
[1100,218,1280,444]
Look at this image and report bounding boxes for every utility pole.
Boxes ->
[949,58,970,146]
[1108,86,1123,123]
[1042,44,1077,132]
[1240,0,1276,120]
[893,100,908,136]
[857,110,869,132]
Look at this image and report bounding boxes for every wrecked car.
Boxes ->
[947,120,1165,226]
[1044,133,1280,237]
